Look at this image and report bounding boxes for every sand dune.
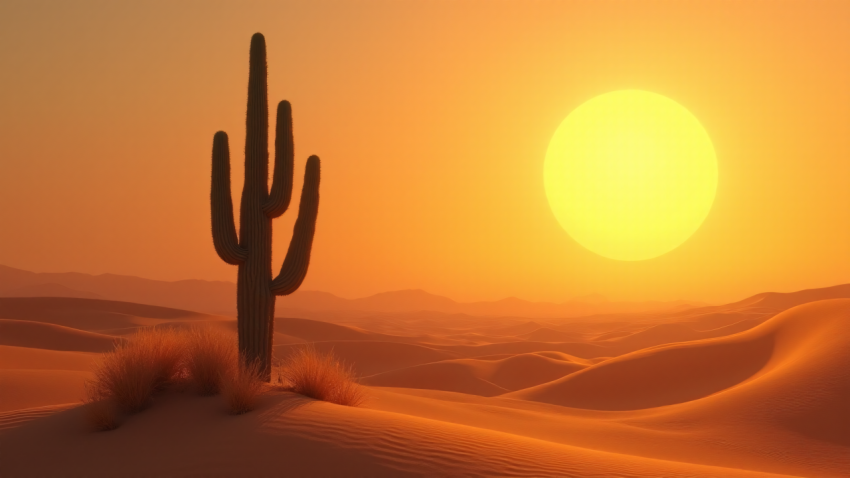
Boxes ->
[274,340,459,376]
[364,353,586,395]
[369,386,850,477]
[644,300,850,447]
[437,340,610,360]
[481,321,549,336]
[519,327,584,342]
[273,316,458,345]
[2,292,849,476]
[0,319,120,352]
[734,283,850,310]
[0,297,225,333]
[363,359,511,396]
[0,392,787,478]
[510,299,850,413]
[591,317,764,352]
[0,370,92,412]
[0,346,97,371]
[275,316,376,341]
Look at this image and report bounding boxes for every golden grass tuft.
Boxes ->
[184,327,238,395]
[86,327,185,416]
[221,359,266,414]
[82,382,121,431]
[276,345,366,407]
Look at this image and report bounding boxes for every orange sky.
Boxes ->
[0,1,848,304]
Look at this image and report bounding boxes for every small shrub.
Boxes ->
[82,382,120,431]
[87,327,186,414]
[184,327,238,395]
[277,346,365,407]
[221,359,266,414]
[141,327,186,390]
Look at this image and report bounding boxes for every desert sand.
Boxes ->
[1,286,849,477]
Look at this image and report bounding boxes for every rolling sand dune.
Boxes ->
[272,316,463,346]
[518,327,584,342]
[0,297,218,333]
[678,311,770,331]
[2,292,849,476]
[0,370,92,412]
[732,284,850,310]
[590,317,765,354]
[436,340,610,360]
[274,316,376,341]
[363,359,511,396]
[364,353,586,395]
[0,319,120,352]
[275,341,460,376]
[510,299,850,414]
[642,300,850,446]
[0,346,97,371]
[481,321,549,336]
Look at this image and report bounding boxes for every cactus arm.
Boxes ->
[263,100,294,218]
[211,131,247,265]
[271,155,320,295]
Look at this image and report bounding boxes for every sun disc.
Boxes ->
[544,90,717,261]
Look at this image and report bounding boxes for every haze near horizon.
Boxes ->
[1,0,848,305]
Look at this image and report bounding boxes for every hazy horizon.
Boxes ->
[1,1,848,305]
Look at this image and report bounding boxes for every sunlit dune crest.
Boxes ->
[1,283,849,476]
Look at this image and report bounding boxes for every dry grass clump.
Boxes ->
[82,325,294,428]
[85,327,185,415]
[221,360,266,414]
[82,383,120,431]
[184,327,238,395]
[276,346,365,407]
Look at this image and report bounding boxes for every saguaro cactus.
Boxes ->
[211,33,320,380]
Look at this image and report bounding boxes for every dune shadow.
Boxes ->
[258,391,313,418]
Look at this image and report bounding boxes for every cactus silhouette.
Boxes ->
[211,33,320,380]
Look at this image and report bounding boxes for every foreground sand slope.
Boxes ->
[503,299,850,476]
[2,295,849,476]
[0,392,787,478]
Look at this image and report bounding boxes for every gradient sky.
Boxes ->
[0,1,848,304]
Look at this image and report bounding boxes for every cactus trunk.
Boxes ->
[211,33,321,381]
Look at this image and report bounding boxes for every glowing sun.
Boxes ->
[544,90,717,261]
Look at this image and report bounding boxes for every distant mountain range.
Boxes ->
[0,265,235,315]
[0,264,704,319]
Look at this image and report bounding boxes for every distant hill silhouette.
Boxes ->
[0,265,235,315]
[4,283,104,300]
[4,264,848,320]
[0,265,704,318]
